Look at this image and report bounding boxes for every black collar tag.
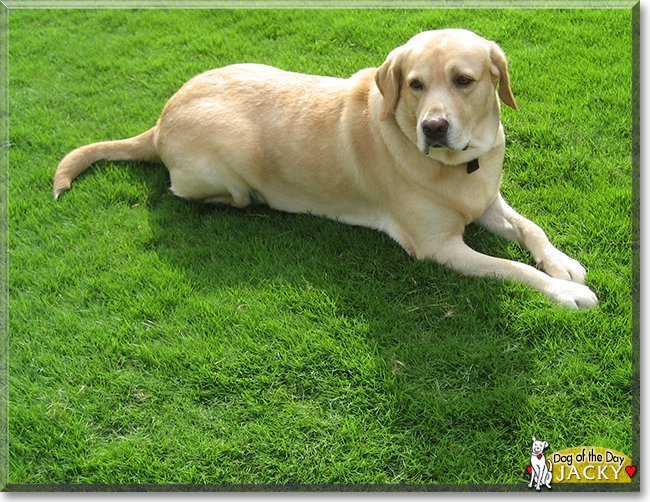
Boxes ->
[467,158,480,174]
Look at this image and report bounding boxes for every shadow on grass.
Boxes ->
[117,160,541,483]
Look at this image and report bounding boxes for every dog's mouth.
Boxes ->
[423,138,471,154]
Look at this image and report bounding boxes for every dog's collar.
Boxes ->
[467,158,480,174]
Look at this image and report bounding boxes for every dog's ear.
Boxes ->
[375,47,407,121]
[531,436,536,442]
[489,42,518,111]
[543,441,549,449]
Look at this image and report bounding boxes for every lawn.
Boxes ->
[6,6,636,488]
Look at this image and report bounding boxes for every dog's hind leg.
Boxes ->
[202,190,265,208]
[202,195,250,208]
[166,157,258,208]
[202,196,235,205]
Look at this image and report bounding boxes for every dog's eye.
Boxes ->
[455,76,474,87]
[409,79,423,91]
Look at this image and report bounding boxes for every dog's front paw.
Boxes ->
[545,277,599,310]
[538,249,587,284]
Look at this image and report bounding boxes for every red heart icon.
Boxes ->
[527,466,532,475]
[625,466,637,478]
[537,454,542,459]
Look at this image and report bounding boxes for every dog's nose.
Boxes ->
[422,118,449,139]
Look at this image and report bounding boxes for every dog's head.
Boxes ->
[531,436,549,455]
[375,29,517,166]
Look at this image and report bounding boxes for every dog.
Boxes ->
[528,436,553,490]
[53,29,598,309]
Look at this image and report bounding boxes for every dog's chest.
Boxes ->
[437,165,501,223]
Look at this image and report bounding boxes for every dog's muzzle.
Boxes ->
[421,117,470,154]
[421,117,449,150]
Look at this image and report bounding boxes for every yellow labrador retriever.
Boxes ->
[54,29,598,309]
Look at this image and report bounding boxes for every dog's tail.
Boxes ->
[53,126,160,200]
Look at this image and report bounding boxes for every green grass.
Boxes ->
[8,8,633,486]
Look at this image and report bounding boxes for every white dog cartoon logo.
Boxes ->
[528,436,552,490]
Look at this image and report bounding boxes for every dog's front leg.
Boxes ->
[431,235,598,309]
[535,466,547,491]
[529,465,541,490]
[476,194,593,285]
[474,194,599,307]
[527,469,535,488]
